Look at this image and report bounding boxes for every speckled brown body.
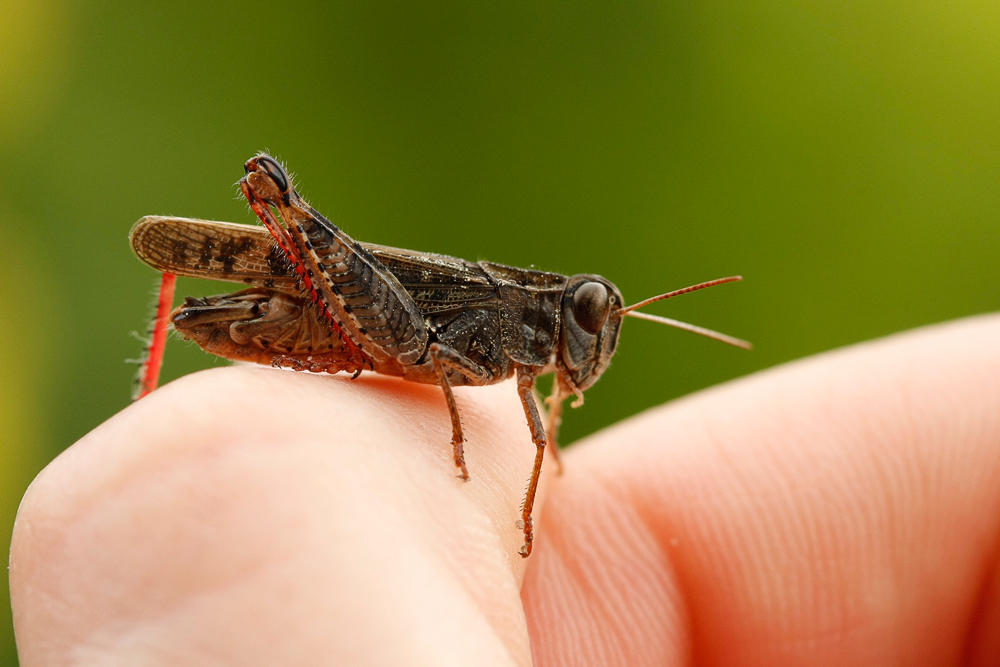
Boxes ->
[130,154,748,557]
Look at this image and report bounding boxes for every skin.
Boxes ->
[9,315,1000,666]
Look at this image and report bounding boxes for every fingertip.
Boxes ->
[12,365,547,665]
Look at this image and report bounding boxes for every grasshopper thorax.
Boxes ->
[558,275,624,391]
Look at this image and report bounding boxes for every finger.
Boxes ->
[523,315,1000,666]
[11,367,552,666]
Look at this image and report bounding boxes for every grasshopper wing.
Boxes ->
[130,216,503,314]
[363,244,500,316]
[129,216,299,290]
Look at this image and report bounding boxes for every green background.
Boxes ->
[1,0,997,662]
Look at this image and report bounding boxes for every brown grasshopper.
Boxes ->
[130,154,750,557]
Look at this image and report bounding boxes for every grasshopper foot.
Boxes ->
[518,516,533,558]
[453,438,470,481]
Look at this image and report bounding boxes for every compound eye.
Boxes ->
[572,281,610,334]
[257,156,289,193]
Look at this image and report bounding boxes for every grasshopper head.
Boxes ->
[559,274,752,391]
[558,275,625,390]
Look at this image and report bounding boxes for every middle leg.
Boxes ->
[515,365,549,558]
[429,342,490,481]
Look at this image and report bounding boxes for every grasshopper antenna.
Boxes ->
[619,276,752,350]
[620,276,743,313]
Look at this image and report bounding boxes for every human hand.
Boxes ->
[11,316,1000,665]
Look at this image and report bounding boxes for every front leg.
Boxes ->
[429,342,490,481]
[543,373,570,475]
[542,368,587,475]
[515,365,548,558]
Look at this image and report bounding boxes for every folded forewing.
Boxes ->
[362,244,500,316]
[129,216,299,290]
[130,216,501,315]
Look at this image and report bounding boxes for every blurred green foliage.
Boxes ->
[1,0,997,662]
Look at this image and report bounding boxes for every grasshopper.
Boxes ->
[129,154,750,557]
